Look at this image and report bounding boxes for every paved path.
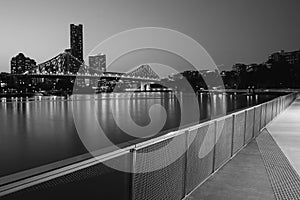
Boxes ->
[267,98,300,175]
[186,140,275,200]
[187,97,300,200]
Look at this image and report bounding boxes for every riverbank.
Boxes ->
[0,93,34,98]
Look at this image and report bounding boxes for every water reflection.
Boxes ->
[0,92,278,177]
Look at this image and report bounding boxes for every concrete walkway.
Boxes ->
[187,97,300,200]
[267,98,300,175]
[186,140,275,200]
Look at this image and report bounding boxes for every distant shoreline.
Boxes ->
[0,89,292,99]
[0,93,35,98]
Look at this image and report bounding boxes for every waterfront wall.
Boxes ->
[1,92,298,200]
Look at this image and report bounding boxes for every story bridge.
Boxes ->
[13,51,162,91]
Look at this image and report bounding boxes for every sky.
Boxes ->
[0,0,300,72]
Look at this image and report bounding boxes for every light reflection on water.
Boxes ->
[0,92,277,177]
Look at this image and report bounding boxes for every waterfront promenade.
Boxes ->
[267,98,300,175]
[187,97,300,200]
[0,93,297,199]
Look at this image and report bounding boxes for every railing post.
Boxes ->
[130,149,137,200]
[212,120,217,173]
[183,129,189,197]
[252,108,255,139]
[231,115,235,157]
[259,104,262,134]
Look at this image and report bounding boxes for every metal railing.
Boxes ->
[0,92,298,200]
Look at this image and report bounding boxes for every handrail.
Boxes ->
[0,91,298,198]
[0,145,134,196]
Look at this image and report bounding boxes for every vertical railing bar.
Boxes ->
[252,107,255,139]
[183,130,189,197]
[212,121,217,173]
[264,104,267,127]
[258,105,262,136]
[243,111,247,145]
[130,149,137,200]
[231,115,235,157]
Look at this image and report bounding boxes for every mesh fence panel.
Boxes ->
[266,102,273,124]
[186,123,215,194]
[272,101,277,119]
[277,99,281,115]
[245,108,254,144]
[254,106,262,137]
[214,116,233,170]
[2,153,132,200]
[132,134,186,200]
[260,104,266,130]
[232,111,246,154]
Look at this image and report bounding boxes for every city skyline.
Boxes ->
[1,1,300,199]
[1,0,300,72]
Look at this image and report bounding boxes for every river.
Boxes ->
[0,92,280,180]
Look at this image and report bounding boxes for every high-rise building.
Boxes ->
[70,24,83,62]
[11,53,36,74]
[268,50,300,65]
[89,54,106,72]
